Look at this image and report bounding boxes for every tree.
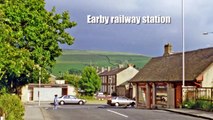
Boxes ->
[79,66,101,96]
[63,72,81,88]
[68,68,82,75]
[0,94,24,120]
[0,0,76,94]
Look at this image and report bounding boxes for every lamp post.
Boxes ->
[203,32,213,35]
[181,0,185,88]
[38,66,41,106]
[35,64,41,106]
[181,0,187,108]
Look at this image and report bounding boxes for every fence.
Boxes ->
[184,87,213,105]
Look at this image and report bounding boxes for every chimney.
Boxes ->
[96,66,99,72]
[101,67,105,72]
[107,66,111,71]
[118,64,124,68]
[163,43,172,56]
[128,64,134,67]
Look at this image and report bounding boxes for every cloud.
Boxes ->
[45,0,213,56]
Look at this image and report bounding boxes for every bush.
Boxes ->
[194,100,213,111]
[0,94,24,120]
[183,100,194,109]
[183,99,213,111]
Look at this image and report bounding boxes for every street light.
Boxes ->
[34,64,41,106]
[203,32,213,35]
[181,0,185,88]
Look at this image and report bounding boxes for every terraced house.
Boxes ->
[99,64,138,97]
[130,44,213,108]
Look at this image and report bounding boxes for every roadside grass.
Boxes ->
[79,95,107,104]
[86,99,107,104]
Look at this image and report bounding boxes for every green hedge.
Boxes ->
[182,100,196,109]
[183,99,213,111]
[0,94,24,120]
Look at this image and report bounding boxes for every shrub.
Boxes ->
[182,100,196,109]
[184,99,213,111]
[195,100,213,111]
[0,94,24,120]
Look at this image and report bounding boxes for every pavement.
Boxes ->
[24,102,213,120]
[24,102,52,120]
[163,108,213,120]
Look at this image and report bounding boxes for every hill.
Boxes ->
[51,50,151,77]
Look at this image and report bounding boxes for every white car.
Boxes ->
[57,95,86,105]
[107,96,135,107]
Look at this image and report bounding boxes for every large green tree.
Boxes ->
[79,66,101,96]
[0,0,76,94]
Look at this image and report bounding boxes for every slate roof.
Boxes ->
[130,47,213,82]
[99,67,127,76]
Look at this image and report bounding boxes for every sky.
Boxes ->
[45,0,213,56]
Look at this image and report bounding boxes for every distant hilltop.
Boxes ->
[51,49,151,77]
[61,49,146,56]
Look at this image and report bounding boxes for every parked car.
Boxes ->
[57,95,86,105]
[107,96,135,107]
[94,92,106,100]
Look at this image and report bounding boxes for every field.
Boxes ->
[51,50,151,77]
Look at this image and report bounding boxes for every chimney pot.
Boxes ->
[101,67,105,72]
[118,64,124,68]
[107,66,111,71]
[163,43,172,56]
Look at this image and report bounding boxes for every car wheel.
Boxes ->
[60,101,65,105]
[115,102,119,107]
[79,101,84,105]
[130,102,135,107]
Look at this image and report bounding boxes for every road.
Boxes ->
[41,104,206,120]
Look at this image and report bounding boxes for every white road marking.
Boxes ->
[107,109,128,118]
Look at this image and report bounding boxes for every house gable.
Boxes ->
[117,66,139,86]
[200,63,213,87]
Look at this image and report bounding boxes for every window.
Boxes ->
[102,77,107,83]
[101,85,107,93]
[69,95,75,99]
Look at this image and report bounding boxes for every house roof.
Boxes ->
[130,47,213,82]
[99,67,127,76]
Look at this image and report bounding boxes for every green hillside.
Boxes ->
[51,50,151,76]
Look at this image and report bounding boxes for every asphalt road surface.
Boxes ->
[42,104,206,120]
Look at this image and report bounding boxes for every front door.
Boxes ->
[175,83,182,108]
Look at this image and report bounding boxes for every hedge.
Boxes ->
[183,99,213,112]
[0,94,24,120]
